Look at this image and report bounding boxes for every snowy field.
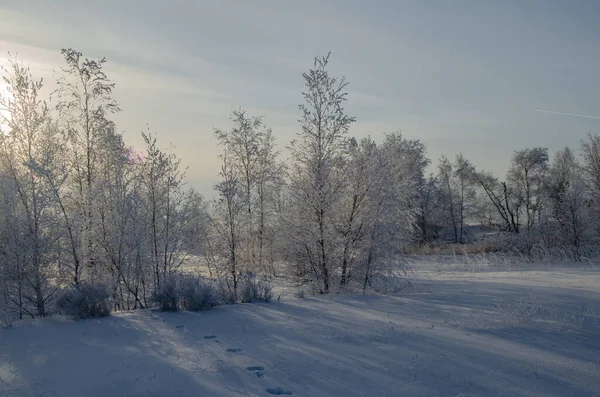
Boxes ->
[1,264,599,397]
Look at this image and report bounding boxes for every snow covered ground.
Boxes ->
[1,267,599,396]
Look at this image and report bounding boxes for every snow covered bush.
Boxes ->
[56,283,112,319]
[0,301,18,328]
[179,274,221,311]
[239,273,273,303]
[219,285,238,304]
[150,275,180,312]
[256,278,274,302]
[151,272,222,312]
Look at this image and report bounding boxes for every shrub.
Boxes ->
[0,302,18,328]
[220,284,238,304]
[150,276,180,312]
[179,274,220,311]
[151,272,222,312]
[239,277,255,303]
[56,283,111,319]
[239,273,274,303]
[257,279,274,302]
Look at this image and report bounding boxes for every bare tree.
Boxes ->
[472,170,521,233]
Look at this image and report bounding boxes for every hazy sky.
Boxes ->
[1,0,599,197]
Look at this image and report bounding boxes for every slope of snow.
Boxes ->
[1,270,599,397]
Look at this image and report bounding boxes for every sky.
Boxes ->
[1,0,599,197]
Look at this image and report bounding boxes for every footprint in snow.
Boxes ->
[265,387,293,395]
[246,366,265,378]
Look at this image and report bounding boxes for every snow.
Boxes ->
[1,268,599,396]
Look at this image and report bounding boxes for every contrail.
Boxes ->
[532,108,600,120]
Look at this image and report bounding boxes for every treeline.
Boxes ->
[0,50,598,321]
[426,143,598,261]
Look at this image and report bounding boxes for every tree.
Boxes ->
[359,133,421,289]
[415,174,445,243]
[211,151,244,296]
[438,156,458,243]
[508,148,549,232]
[139,131,188,290]
[287,53,355,294]
[337,137,378,288]
[472,170,521,233]
[54,48,120,282]
[437,154,476,244]
[453,154,476,243]
[0,57,65,317]
[214,109,280,274]
[547,147,592,258]
[580,133,600,238]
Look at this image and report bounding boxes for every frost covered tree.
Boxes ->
[336,137,378,288]
[54,48,120,283]
[139,131,189,290]
[437,154,476,244]
[287,53,355,294]
[0,48,210,317]
[547,147,592,258]
[580,133,600,236]
[415,174,445,243]
[438,156,458,242]
[211,151,244,296]
[508,148,549,233]
[0,57,66,317]
[358,133,422,289]
[214,109,280,274]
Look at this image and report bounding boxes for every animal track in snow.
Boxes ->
[204,335,217,339]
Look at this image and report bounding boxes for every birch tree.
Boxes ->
[287,53,355,294]
[211,151,244,296]
[54,48,120,282]
[0,57,65,317]
[547,147,592,258]
[139,131,187,290]
[214,109,280,274]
